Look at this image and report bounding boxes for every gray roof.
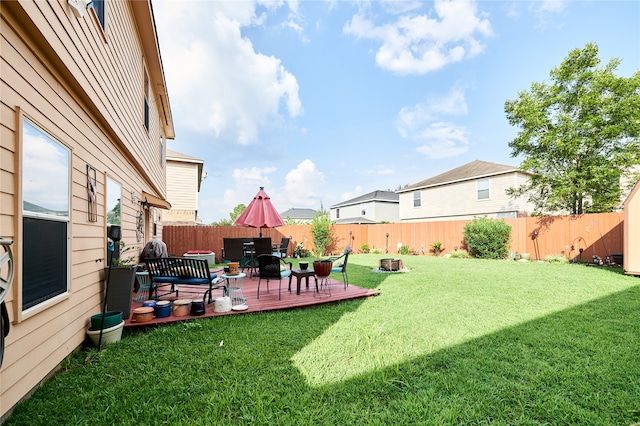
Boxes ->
[279,208,317,219]
[398,160,527,193]
[330,190,399,209]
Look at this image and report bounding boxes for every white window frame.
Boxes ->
[413,191,421,207]
[477,178,490,200]
[21,118,71,313]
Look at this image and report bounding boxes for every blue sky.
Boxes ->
[153,0,639,224]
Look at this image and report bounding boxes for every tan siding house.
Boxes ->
[398,160,536,222]
[0,0,173,418]
[623,179,640,275]
[163,149,204,224]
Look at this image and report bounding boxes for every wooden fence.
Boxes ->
[162,212,624,263]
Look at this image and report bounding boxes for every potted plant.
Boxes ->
[97,242,140,319]
[430,241,443,256]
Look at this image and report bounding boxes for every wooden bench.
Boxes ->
[144,257,226,303]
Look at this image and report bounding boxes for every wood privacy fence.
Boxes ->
[163,212,624,263]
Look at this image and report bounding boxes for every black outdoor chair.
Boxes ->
[327,252,349,289]
[272,237,290,258]
[256,254,292,300]
[223,238,245,263]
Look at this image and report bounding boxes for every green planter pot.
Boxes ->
[90,311,123,330]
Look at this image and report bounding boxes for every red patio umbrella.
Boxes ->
[234,187,285,237]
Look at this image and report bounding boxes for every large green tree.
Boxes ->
[504,43,640,215]
[210,204,246,226]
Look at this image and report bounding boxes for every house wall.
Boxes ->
[331,203,362,221]
[399,172,535,222]
[372,201,400,222]
[331,201,399,222]
[623,180,640,275]
[163,161,198,222]
[0,1,170,418]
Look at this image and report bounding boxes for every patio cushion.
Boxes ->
[280,270,291,278]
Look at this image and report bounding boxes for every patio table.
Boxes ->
[289,268,317,295]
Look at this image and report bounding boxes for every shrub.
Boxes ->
[371,248,383,254]
[311,208,334,256]
[545,254,568,263]
[449,249,471,259]
[360,243,370,254]
[430,241,443,256]
[463,217,512,259]
[399,245,410,255]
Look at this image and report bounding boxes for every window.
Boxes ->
[106,177,122,225]
[336,208,340,219]
[413,191,421,207]
[92,0,106,30]
[144,67,150,132]
[159,136,164,165]
[477,178,490,200]
[22,119,70,311]
[360,203,366,216]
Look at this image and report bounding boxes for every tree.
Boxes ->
[210,204,246,226]
[310,204,334,256]
[230,204,246,222]
[504,43,640,215]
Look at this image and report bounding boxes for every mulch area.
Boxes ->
[124,273,379,328]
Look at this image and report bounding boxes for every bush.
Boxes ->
[449,249,471,259]
[360,243,370,254]
[463,217,512,259]
[545,254,568,263]
[399,245,410,255]
[310,208,334,256]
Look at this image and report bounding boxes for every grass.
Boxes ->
[5,255,640,425]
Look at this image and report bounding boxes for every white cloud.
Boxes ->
[340,186,363,201]
[283,160,326,206]
[154,1,302,145]
[232,166,277,188]
[396,87,470,158]
[415,122,470,159]
[537,0,569,14]
[209,166,278,221]
[343,0,493,74]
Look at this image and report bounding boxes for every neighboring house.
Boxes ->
[279,208,317,224]
[163,149,205,224]
[0,0,173,419]
[330,190,399,224]
[397,160,535,222]
[623,179,640,276]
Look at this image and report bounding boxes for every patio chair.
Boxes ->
[256,254,292,300]
[243,237,272,275]
[272,237,290,258]
[223,238,245,263]
[327,252,349,290]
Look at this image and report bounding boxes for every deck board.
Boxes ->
[125,274,378,328]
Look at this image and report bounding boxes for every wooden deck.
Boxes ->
[124,274,379,328]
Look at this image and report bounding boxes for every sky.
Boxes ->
[152,0,640,224]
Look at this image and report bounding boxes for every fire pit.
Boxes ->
[379,258,400,271]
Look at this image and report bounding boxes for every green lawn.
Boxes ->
[5,255,640,425]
